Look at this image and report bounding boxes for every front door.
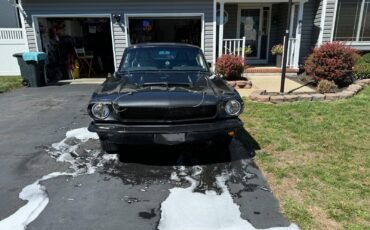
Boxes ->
[238,7,270,63]
[239,8,262,59]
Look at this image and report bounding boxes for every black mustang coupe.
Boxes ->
[88,43,244,153]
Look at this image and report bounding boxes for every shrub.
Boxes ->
[304,42,358,87]
[271,44,284,56]
[317,80,338,94]
[353,63,370,80]
[353,53,370,80]
[215,54,245,79]
[356,52,370,64]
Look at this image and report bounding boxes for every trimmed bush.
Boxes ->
[356,52,370,64]
[353,63,370,80]
[215,55,245,79]
[353,53,370,80]
[317,80,338,94]
[304,42,359,87]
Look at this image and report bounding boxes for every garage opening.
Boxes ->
[128,17,202,47]
[37,17,115,81]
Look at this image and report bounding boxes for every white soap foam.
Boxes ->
[0,172,71,230]
[159,175,299,230]
[0,128,106,230]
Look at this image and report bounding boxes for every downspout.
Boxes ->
[10,0,27,17]
[14,0,22,27]
[13,0,29,51]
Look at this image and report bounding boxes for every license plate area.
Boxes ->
[154,133,186,145]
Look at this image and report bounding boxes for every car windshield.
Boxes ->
[119,46,209,72]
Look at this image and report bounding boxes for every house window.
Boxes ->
[334,0,370,42]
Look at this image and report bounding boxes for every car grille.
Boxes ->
[118,105,218,122]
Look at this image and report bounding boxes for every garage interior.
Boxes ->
[37,17,115,81]
[128,17,201,47]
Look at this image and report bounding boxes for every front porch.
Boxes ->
[216,0,307,69]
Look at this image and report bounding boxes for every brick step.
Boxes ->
[245,67,298,73]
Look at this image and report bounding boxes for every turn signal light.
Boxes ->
[228,131,236,137]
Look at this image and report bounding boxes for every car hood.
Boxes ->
[93,72,220,107]
[114,90,218,107]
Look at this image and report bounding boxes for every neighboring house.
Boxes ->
[13,0,370,73]
[0,0,21,28]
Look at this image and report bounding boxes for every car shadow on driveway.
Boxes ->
[98,128,290,229]
[114,127,260,166]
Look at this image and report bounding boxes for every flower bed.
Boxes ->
[249,79,370,103]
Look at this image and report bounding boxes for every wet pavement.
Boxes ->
[0,84,293,230]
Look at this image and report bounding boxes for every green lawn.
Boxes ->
[0,76,22,93]
[240,87,370,230]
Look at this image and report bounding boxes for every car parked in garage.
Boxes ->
[88,43,243,153]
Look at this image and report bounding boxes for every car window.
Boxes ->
[120,46,209,72]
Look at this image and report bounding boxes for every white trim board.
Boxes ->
[213,0,217,64]
[318,0,328,45]
[123,13,205,52]
[31,14,117,70]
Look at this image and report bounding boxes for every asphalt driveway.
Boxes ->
[0,84,295,230]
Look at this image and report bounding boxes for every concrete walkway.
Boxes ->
[237,75,315,98]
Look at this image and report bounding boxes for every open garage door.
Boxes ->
[35,16,115,81]
[127,16,203,48]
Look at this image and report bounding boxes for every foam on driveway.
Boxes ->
[0,128,113,230]
[159,172,299,230]
[0,127,298,230]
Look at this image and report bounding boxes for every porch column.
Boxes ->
[293,0,306,69]
[218,0,224,58]
[289,4,296,38]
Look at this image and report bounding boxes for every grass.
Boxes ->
[240,87,370,230]
[0,76,22,93]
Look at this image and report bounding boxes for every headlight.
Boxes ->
[225,100,242,116]
[91,103,110,120]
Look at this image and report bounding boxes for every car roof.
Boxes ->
[128,43,201,49]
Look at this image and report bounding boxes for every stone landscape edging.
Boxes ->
[248,79,370,103]
[227,80,253,89]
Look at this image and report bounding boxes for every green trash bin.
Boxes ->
[13,52,47,87]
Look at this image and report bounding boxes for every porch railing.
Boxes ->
[0,28,27,76]
[283,37,298,69]
[222,37,246,59]
[221,36,298,68]
[0,28,25,44]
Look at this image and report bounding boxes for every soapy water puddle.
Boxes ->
[0,128,299,230]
